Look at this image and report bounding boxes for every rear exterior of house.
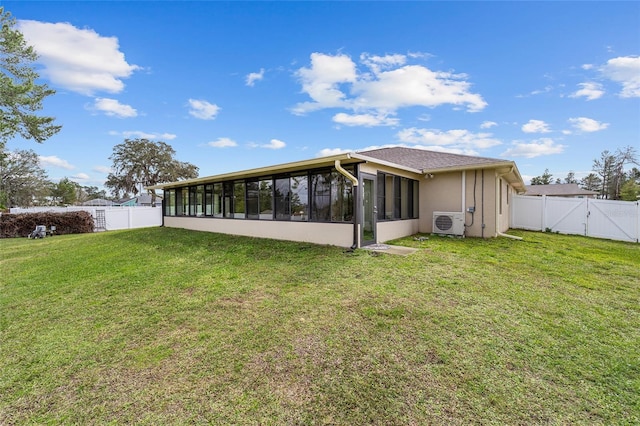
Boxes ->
[151,147,525,247]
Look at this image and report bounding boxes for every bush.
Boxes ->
[0,211,95,238]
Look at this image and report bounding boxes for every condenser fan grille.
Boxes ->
[435,215,453,231]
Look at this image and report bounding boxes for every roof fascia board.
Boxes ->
[350,153,423,174]
[147,153,358,190]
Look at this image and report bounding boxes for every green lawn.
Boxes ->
[1,228,638,424]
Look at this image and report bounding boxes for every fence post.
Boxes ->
[541,195,547,231]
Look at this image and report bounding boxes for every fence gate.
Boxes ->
[587,200,638,243]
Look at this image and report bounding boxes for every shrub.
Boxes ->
[0,211,95,238]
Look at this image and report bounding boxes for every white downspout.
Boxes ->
[335,159,358,187]
[335,158,360,249]
[496,167,523,241]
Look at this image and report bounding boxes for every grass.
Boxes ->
[1,228,638,424]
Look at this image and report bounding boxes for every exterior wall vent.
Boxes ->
[432,212,465,236]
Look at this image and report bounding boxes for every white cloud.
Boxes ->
[91,98,137,118]
[293,53,357,114]
[93,165,112,174]
[360,53,407,74]
[292,52,486,121]
[396,128,502,151]
[316,147,353,157]
[17,20,139,95]
[600,55,640,98]
[254,139,286,149]
[208,137,237,148]
[581,64,594,70]
[188,99,221,120]
[501,138,566,158]
[332,112,399,127]
[71,173,90,181]
[246,68,265,86]
[570,82,604,101]
[39,155,74,170]
[351,65,487,112]
[568,117,609,133]
[480,121,497,129]
[109,130,177,140]
[522,119,551,134]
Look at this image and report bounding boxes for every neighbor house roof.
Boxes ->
[81,198,115,206]
[148,147,525,192]
[524,183,599,197]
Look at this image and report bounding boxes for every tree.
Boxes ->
[563,171,577,184]
[580,173,602,192]
[105,139,198,204]
[619,167,640,201]
[76,185,107,203]
[0,7,61,149]
[50,177,78,205]
[592,146,638,199]
[530,168,553,185]
[0,148,50,207]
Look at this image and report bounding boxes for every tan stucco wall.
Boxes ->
[164,217,355,247]
[419,169,506,238]
[377,219,420,243]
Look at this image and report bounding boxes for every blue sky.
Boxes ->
[4,1,640,189]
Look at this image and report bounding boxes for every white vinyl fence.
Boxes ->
[9,206,163,231]
[511,195,639,243]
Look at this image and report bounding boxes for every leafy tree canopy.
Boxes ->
[105,139,198,204]
[0,7,61,148]
[530,168,553,185]
[0,147,50,207]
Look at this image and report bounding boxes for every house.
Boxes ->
[81,198,116,207]
[117,194,163,207]
[149,147,525,248]
[524,183,598,198]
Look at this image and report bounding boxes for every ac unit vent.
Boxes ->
[433,212,465,236]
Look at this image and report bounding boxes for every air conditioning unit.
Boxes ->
[433,212,465,236]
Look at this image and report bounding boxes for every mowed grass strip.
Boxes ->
[1,228,638,424]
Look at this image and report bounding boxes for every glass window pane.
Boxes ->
[165,189,175,216]
[246,180,259,220]
[180,188,189,216]
[196,185,204,216]
[234,180,245,219]
[310,172,331,221]
[213,183,223,217]
[205,184,213,216]
[401,178,409,219]
[259,179,273,220]
[331,172,353,222]
[377,173,386,221]
[223,182,234,218]
[274,177,290,220]
[291,174,308,221]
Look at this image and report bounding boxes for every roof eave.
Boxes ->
[146,153,359,190]
[350,153,423,174]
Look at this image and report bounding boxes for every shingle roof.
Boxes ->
[524,183,599,197]
[357,147,509,171]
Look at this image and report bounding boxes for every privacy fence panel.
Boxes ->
[587,199,639,243]
[545,197,588,236]
[512,195,639,243]
[9,206,162,232]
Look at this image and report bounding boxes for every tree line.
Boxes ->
[530,146,640,201]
